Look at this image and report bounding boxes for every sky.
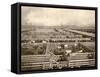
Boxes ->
[21,6,95,27]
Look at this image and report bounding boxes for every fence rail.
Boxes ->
[21,54,95,71]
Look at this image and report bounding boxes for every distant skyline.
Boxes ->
[21,6,95,27]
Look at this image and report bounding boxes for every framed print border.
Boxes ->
[11,2,98,74]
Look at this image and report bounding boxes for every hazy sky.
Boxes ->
[21,6,95,26]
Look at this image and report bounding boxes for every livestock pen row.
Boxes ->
[21,52,95,71]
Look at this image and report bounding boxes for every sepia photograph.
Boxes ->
[21,5,96,71]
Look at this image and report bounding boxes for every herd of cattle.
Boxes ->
[21,27,95,71]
